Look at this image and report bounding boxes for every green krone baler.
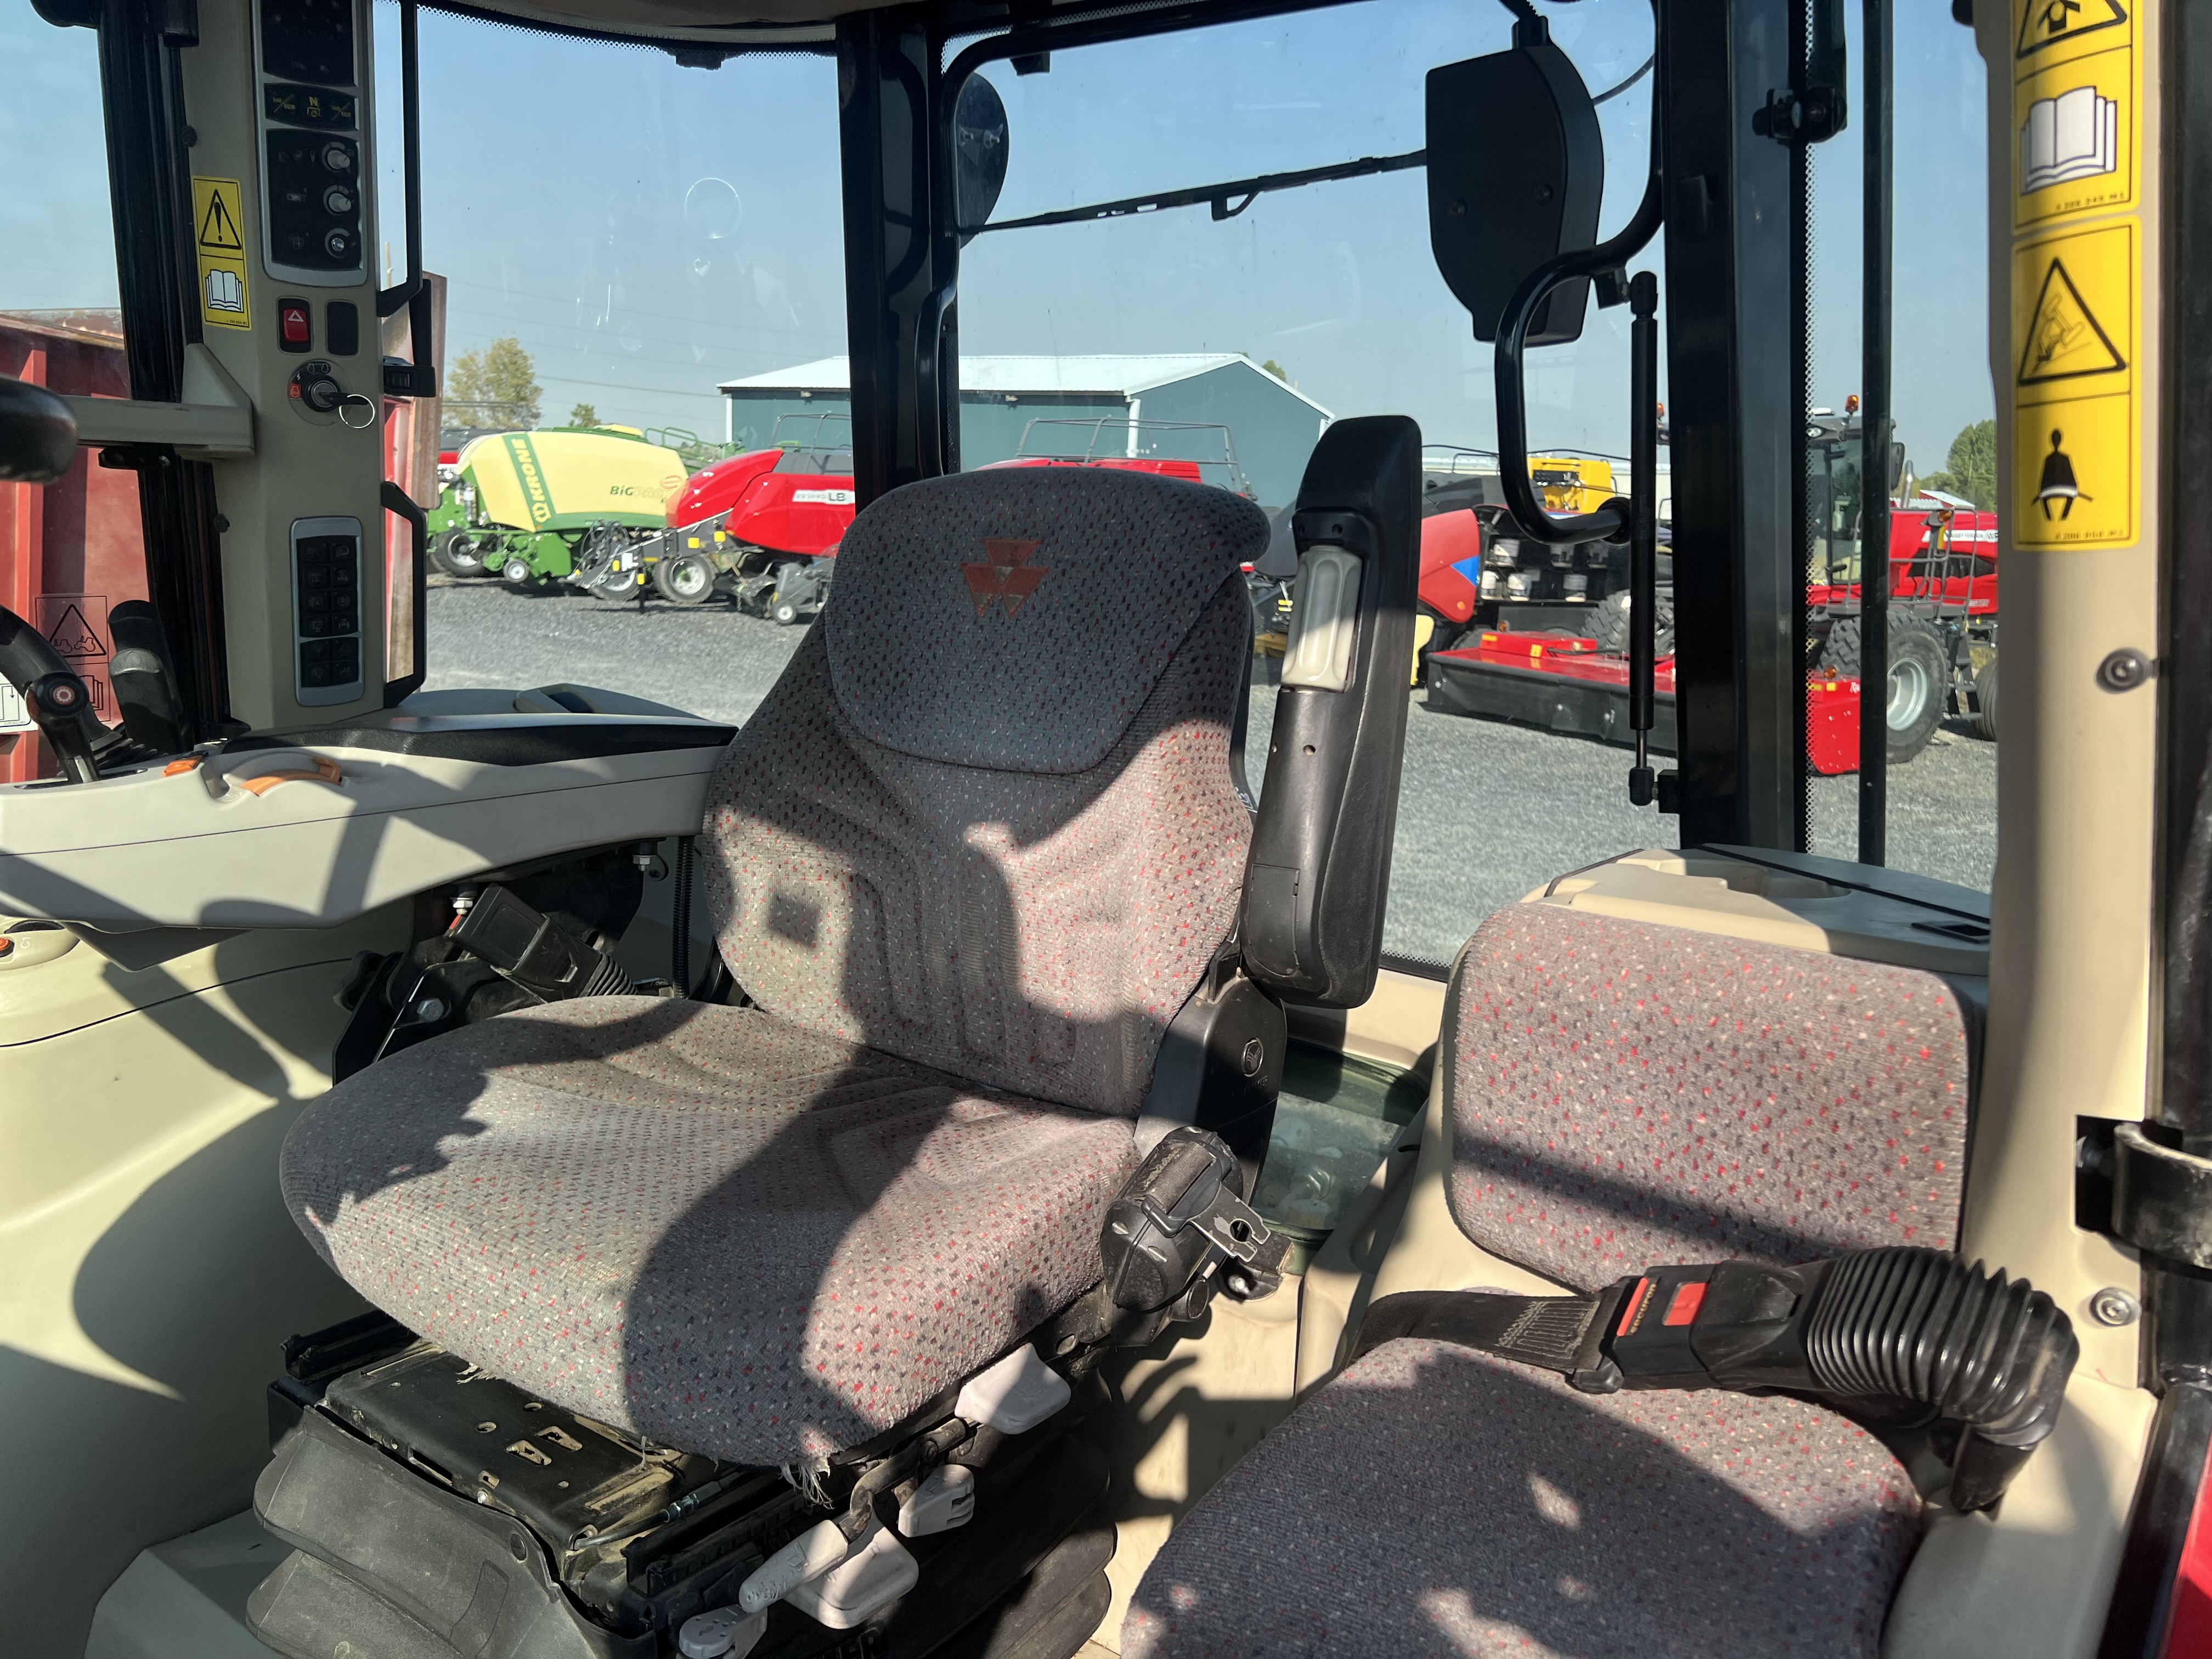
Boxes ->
[427,427,690,594]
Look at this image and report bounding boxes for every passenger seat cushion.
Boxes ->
[280,996,1136,1465]
[1123,1338,1921,1659]
[1447,906,1972,1291]
[706,572,1255,1120]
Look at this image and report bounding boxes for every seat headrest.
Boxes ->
[823,467,1269,774]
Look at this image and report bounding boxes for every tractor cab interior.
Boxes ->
[0,0,2202,1656]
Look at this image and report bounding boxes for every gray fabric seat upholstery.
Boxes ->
[281,466,1269,1466]
[1124,1339,1920,1658]
[1126,904,1978,1657]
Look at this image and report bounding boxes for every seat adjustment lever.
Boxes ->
[1101,1126,1290,1316]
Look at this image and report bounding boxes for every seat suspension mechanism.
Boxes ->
[1352,1246,2078,1513]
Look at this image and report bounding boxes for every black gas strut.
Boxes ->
[1489,1,1666,809]
[1626,270,1660,806]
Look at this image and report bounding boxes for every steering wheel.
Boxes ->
[1,601,103,786]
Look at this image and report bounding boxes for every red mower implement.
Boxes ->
[1426,411,2000,772]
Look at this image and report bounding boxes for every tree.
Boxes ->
[447,335,542,430]
[1261,359,1289,382]
[1919,419,1997,507]
[568,402,600,428]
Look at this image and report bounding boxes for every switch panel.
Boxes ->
[255,0,368,287]
[291,517,364,706]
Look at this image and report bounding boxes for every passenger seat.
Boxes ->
[1125,893,1978,1656]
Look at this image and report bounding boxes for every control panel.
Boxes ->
[290,517,364,706]
[254,0,369,287]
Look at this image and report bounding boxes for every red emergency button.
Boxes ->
[279,298,312,352]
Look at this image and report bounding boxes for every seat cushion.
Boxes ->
[280,996,1135,1465]
[1123,1338,1922,1659]
[1447,905,1973,1291]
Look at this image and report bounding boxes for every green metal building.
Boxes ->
[718,353,1334,510]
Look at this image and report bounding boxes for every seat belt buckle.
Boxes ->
[1602,1265,1721,1390]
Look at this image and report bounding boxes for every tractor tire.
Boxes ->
[771,597,803,626]
[575,525,644,603]
[587,563,645,603]
[1589,589,1675,658]
[1821,612,1946,764]
[429,530,492,579]
[1972,654,1999,742]
[654,552,718,606]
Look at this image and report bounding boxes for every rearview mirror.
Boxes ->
[1426,20,1602,346]
[955,74,1009,237]
[0,375,77,484]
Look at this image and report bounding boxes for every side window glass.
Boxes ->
[382,12,845,725]
[957,0,1672,966]
[1,14,150,782]
[1803,6,1997,892]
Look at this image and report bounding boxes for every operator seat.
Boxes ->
[1124,901,1976,1657]
[279,463,1268,1466]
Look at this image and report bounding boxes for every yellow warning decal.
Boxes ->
[2014,45,2133,227]
[191,176,252,332]
[2015,0,2129,71]
[2012,219,2136,547]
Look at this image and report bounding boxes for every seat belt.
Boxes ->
[1350,1246,2076,1513]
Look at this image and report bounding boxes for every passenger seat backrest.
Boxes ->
[702,466,1269,1118]
[1445,904,1973,1291]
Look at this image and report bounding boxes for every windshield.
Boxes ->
[956,0,1995,960]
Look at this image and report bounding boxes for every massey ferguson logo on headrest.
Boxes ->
[962,538,1049,618]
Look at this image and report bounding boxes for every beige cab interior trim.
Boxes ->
[60,343,256,460]
[0,733,722,929]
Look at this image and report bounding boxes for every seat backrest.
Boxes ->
[702,466,1268,1116]
[1444,902,1975,1291]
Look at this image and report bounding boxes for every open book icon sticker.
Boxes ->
[2021,85,2119,193]
[205,268,245,314]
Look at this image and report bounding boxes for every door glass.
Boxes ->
[2,15,151,782]
[380,9,846,723]
[1803,7,1997,893]
[957,0,1668,966]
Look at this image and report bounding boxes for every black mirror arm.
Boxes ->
[1493,104,1666,548]
[0,602,105,784]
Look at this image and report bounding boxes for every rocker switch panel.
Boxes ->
[255,0,369,287]
[291,517,364,706]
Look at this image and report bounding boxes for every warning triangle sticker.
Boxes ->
[44,604,104,659]
[2017,0,2128,60]
[2018,258,2126,385]
[198,191,244,251]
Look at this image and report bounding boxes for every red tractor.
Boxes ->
[1422,414,2000,771]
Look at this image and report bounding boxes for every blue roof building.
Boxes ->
[719,353,1334,510]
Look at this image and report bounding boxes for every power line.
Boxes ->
[439,273,844,347]
[439,302,828,378]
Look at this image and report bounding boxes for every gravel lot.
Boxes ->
[425,580,1999,966]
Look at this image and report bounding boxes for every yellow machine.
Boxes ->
[1528,453,1617,515]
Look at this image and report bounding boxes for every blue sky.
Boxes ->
[4,0,1992,470]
